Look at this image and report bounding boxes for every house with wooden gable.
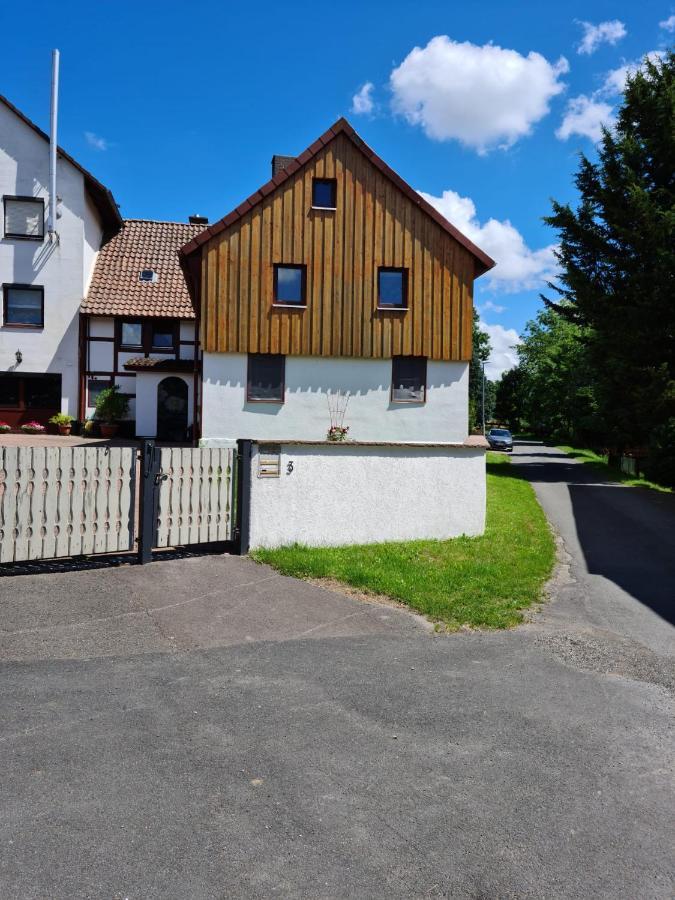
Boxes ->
[180,118,494,445]
[80,218,205,439]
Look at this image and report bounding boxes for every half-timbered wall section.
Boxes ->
[199,132,480,361]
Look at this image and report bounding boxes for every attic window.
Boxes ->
[139,269,158,283]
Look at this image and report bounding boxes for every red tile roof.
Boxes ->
[123,356,195,372]
[180,117,496,276]
[82,219,206,319]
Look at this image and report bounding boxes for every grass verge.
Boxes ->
[252,453,556,630]
[557,445,671,493]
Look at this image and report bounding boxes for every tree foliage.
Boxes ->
[541,52,674,455]
[469,309,491,429]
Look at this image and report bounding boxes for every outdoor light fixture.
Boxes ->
[15,349,22,365]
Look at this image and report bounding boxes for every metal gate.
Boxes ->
[0,445,136,563]
[0,442,238,566]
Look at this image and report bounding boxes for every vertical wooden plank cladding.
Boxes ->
[202,132,478,361]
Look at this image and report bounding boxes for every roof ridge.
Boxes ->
[122,218,205,227]
[179,116,495,275]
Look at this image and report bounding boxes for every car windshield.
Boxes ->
[489,429,511,437]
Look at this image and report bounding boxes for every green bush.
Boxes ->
[644,418,675,488]
[94,385,129,424]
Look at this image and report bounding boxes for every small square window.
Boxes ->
[273,264,306,306]
[378,268,408,309]
[151,321,175,350]
[3,197,44,240]
[391,356,426,403]
[312,178,337,209]
[121,321,143,348]
[247,354,285,402]
[3,285,44,327]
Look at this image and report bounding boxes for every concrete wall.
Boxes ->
[202,354,469,443]
[248,442,486,549]
[0,101,104,416]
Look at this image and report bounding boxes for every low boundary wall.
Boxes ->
[245,440,486,550]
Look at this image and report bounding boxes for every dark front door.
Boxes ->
[156,377,188,441]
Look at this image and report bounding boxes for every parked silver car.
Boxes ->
[487,428,513,451]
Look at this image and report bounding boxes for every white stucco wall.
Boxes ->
[248,442,486,549]
[135,372,194,438]
[202,354,469,443]
[0,101,104,416]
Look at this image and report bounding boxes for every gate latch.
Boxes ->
[154,472,169,485]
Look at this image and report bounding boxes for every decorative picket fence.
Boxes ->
[0,445,136,563]
[154,446,235,548]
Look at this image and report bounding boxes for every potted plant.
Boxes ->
[94,385,129,438]
[20,421,46,435]
[0,421,11,434]
[327,425,350,442]
[48,412,75,436]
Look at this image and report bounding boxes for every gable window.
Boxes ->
[391,356,427,403]
[312,178,337,209]
[3,196,44,240]
[273,264,306,306]
[3,284,44,327]
[247,354,285,403]
[120,321,143,349]
[378,267,408,309]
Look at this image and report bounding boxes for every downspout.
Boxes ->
[47,49,60,242]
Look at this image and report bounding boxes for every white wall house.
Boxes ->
[0,94,120,428]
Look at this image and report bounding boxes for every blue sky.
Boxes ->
[2,1,673,376]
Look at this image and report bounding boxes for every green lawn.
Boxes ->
[557,445,671,493]
[252,453,556,630]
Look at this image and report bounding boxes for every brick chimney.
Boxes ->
[271,155,295,178]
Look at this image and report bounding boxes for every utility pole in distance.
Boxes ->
[481,360,486,436]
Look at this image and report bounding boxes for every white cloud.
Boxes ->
[389,36,569,153]
[85,131,108,151]
[351,82,375,115]
[480,321,521,380]
[577,20,627,55]
[556,95,615,141]
[419,188,558,291]
[601,51,664,95]
[659,14,675,31]
[479,299,506,315]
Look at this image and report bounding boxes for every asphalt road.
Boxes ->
[0,444,673,899]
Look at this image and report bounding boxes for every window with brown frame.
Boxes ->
[273,264,306,306]
[247,354,285,402]
[118,319,177,353]
[378,267,408,310]
[3,196,44,240]
[391,356,427,403]
[87,377,113,407]
[2,284,44,327]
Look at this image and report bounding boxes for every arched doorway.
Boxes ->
[156,377,188,441]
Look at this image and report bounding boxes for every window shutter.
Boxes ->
[4,199,44,238]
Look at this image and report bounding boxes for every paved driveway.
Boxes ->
[1,447,673,899]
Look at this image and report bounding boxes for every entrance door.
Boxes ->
[156,377,188,441]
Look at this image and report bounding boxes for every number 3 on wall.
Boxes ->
[286,461,294,475]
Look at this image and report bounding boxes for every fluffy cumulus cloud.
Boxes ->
[601,51,664,95]
[576,20,627,55]
[480,321,521,380]
[85,131,108,151]
[659,14,675,31]
[419,188,558,292]
[389,36,569,153]
[351,82,375,115]
[556,94,615,141]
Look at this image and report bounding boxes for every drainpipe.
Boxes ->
[47,49,60,242]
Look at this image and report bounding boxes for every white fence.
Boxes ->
[155,446,235,548]
[0,445,136,563]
